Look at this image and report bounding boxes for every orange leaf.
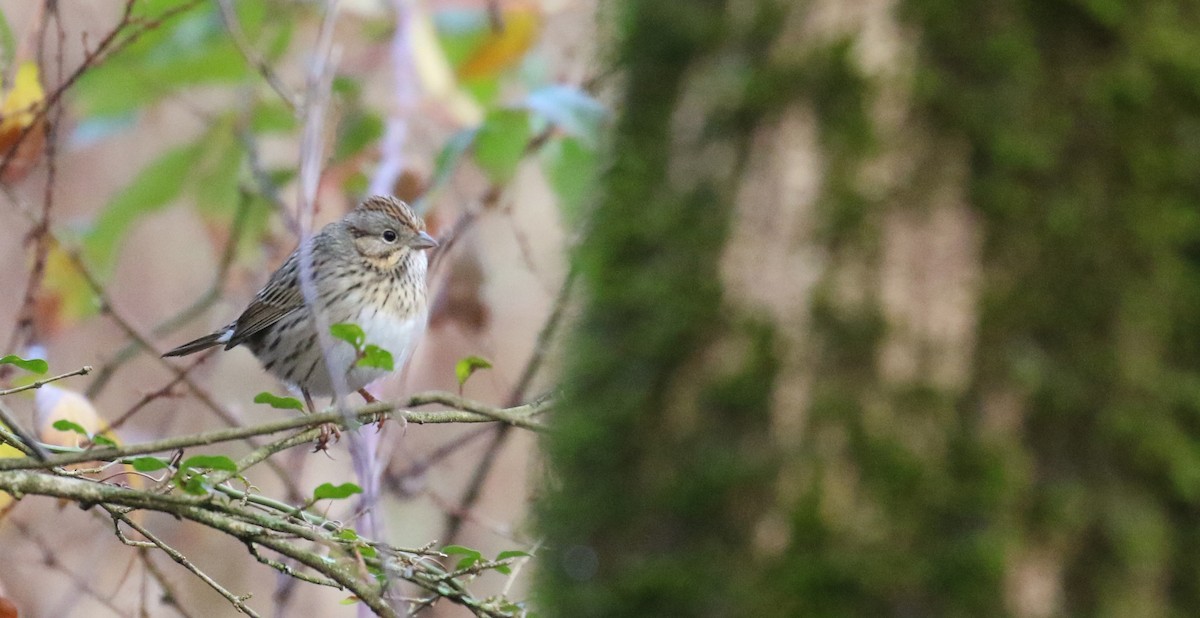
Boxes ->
[40,244,96,327]
[0,61,46,183]
[456,5,541,80]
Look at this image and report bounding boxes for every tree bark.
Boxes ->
[536,0,1200,616]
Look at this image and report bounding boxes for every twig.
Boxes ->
[0,394,547,471]
[0,0,206,180]
[0,398,48,460]
[59,244,299,491]
[385,426,495,495]
[247,543,340,587]
[440,426,509,543]
[109,507,262,617]
[7,517,129,617]
[0,365,92,397]
[139,549,203,618]
[0,471,516,618]
[106,360,198,432]
[440,268,574,543]
[87,191,255,399]
[215,0,299,111]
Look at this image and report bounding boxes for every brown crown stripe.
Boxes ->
[357,195,419,228]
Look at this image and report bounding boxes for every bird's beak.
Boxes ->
[409,231,439,250]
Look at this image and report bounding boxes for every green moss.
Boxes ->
[533,1,845,615]
[900,0,1200,612]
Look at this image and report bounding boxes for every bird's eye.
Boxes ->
[382,230,398,243]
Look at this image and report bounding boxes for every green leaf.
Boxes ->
[455,355,493,387]
[423,128,477,203]
[180,455,239,472]
[83,142,203,272]
[74,5,248,118]
[472,109,532,184]
[0,9,15,68]
[193,129,244,218]
[494,549,530,574]
[51,420,87,435]
[358,345,394,371]
[333,111,384,162]
[91,434,117,447]
[432,8,491,67]
[526,85,607,144]
[340,596,361,605]
[130,456,171,472]
[0,355,48,375]
[180,474,211,495]
[336,529,359,541]
[357,544,377,559]
[251,101,298,133]
[330,323,366,350]
[443,544,483,570]
[253,392,305,411]
[312,482,363,501]
[542,136,598,224]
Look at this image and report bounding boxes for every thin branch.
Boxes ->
[139,549,203,618]
[0,398,48,460]
[0,394,547,471]
[247,543,340,588]
[87,192,255,399]
[440,268,575,543]
[7,517,130,617]
[58,243,299,490]
[109,508,262,617]
[0,471,515,618]
[0,365,92,397]
[0,0,206,180]
[215,0,299,111]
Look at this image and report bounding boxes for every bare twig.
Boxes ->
[110,508,262,618]
[0,398,48,460]
[0,0,206,180]
[440,268,574,543]
[0,394,547,471]
[7,517,130,617]
[139,549,203,618]
[0,365,91,397]
[215,0,299,111]
[0,471,516,618]
[87,191,256,399]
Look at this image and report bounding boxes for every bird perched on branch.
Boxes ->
[163,195,437,449]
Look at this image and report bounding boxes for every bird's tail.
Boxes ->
[162,331,227,358]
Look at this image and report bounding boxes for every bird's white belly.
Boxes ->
[299,309,425,397]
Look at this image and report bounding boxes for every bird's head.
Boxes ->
[340,196,437,269]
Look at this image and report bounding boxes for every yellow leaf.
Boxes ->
[41,243,96,326]
[0,62,44,133]
[412,8,483,124]
[0,61,46,183]
[456,5,541,80]
[0,436,22,514]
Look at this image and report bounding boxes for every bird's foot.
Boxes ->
[314,422,342,452]
[357,388,388,431]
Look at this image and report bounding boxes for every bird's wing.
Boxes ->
[226,251,306,347]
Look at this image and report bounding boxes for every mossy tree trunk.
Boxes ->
[536,1,1200,616]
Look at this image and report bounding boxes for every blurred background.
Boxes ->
[0,0,592,615]
[6,1,1200,617]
